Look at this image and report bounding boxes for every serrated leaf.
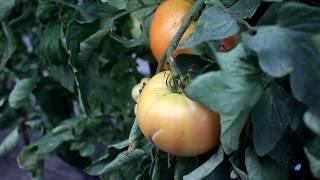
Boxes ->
[227,0,261,18]
[85,149,145,175]
[9,77,38,109]
[245,146,289,180]
[304,111,320,135]
[181,6,239,48]
[221,110,250,154]
[186,70,263,114]
[0,128,19,157]
[0,0,15,20]
[1,22,16,67]
[183,147,224,180]
[251,83,290,156]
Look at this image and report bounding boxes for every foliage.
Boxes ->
[0,0,319,179]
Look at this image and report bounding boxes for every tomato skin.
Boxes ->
[149,0,195,62]
[219,33,240,52]
[137,71,220,157]
[131,78,150,102]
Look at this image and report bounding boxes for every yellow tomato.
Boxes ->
[136,71,220,156]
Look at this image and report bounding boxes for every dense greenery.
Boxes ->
[0,0,319,179]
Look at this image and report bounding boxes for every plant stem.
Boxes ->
[155,0,205,74]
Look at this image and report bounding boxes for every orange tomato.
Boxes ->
[149,0,195,63]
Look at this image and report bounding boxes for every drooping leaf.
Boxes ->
[181,6,239,48]
[0,22,16,67]
[185,70,263,114]
[220,110,250,154]
[183,147,224,180]
[0,128,19,157]
[251,83,290,156]
[128,119,144,148]
[85,149,145,175]
[9,77,38,109]
[245,146,289,180]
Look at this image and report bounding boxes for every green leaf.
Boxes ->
[304,111,320,135]
[304,137,320,178]
[267,133,298,168]
[215,43,247,72]
[183,147,224,180]
[151,157,160,180]
[80,18,114,55]
[277,3,320,34]
[220,110,250,154]
[186,70,263,114]
[251,83,290,156]
[9,77,38,109]
[229,156,248,180]
[245,147,289,180]
[85,149,145,175]
[79,143,95,157]
[0,0,15,20]
[101,0,128,10]
[0,128,19,157]
[242,27,295,77]
[174,157,198,180]
[18,146,44,171]
[36,0,56,21]
[1,22,16,67]
[37,23,66,65]
[226,0,261,18]
[35,129,74,154]
[181,6,239,48]
[128,119,144,148]
[49,65,75,92]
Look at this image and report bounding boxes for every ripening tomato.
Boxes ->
[149,0,195,62]
[136,71,220,156]
[219,33,240,52]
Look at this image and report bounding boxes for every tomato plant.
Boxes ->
[0,0,319,180]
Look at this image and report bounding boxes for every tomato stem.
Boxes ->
[155,0,205,74]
